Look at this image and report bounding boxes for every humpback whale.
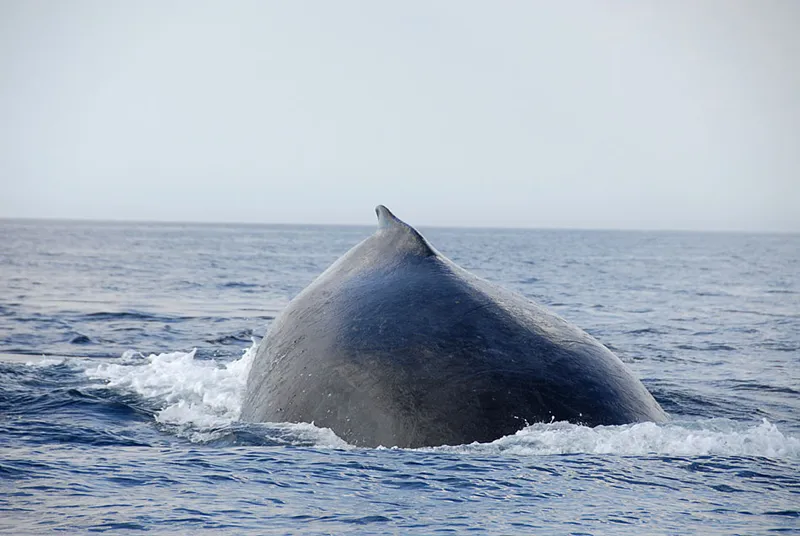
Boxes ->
[241,206,666,447]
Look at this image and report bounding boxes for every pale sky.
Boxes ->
[1,1,798,231]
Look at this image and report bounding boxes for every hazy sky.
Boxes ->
[1,1,798,231]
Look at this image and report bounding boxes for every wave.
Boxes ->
[430,419,799,458]
[205,329,256,344]
[80,311,195,322]
[219,281,261,289]
[72,345,800,457]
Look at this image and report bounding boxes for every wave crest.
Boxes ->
[431,419,800,458]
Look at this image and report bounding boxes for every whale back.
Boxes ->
[241,206,667,447]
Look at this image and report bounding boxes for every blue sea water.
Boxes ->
[1,219,798,534]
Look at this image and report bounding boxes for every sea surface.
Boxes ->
[1,219,798,535]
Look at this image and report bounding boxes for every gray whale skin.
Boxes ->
[241,206,667,447]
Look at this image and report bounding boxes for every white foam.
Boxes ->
[83,342,354,445]
[27,356,66,367]
[85,341,258,441]
[258,421,351,449]
[429,419,800,458]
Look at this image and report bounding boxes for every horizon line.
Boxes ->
[1,215,797,236]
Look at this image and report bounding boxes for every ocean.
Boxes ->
[1,219,798,534]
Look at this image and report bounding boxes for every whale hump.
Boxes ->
[242,204,668,447]
[374,205,437,258]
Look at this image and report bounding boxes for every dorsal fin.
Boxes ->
[374,205,437,257]
[375,205,402,229]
